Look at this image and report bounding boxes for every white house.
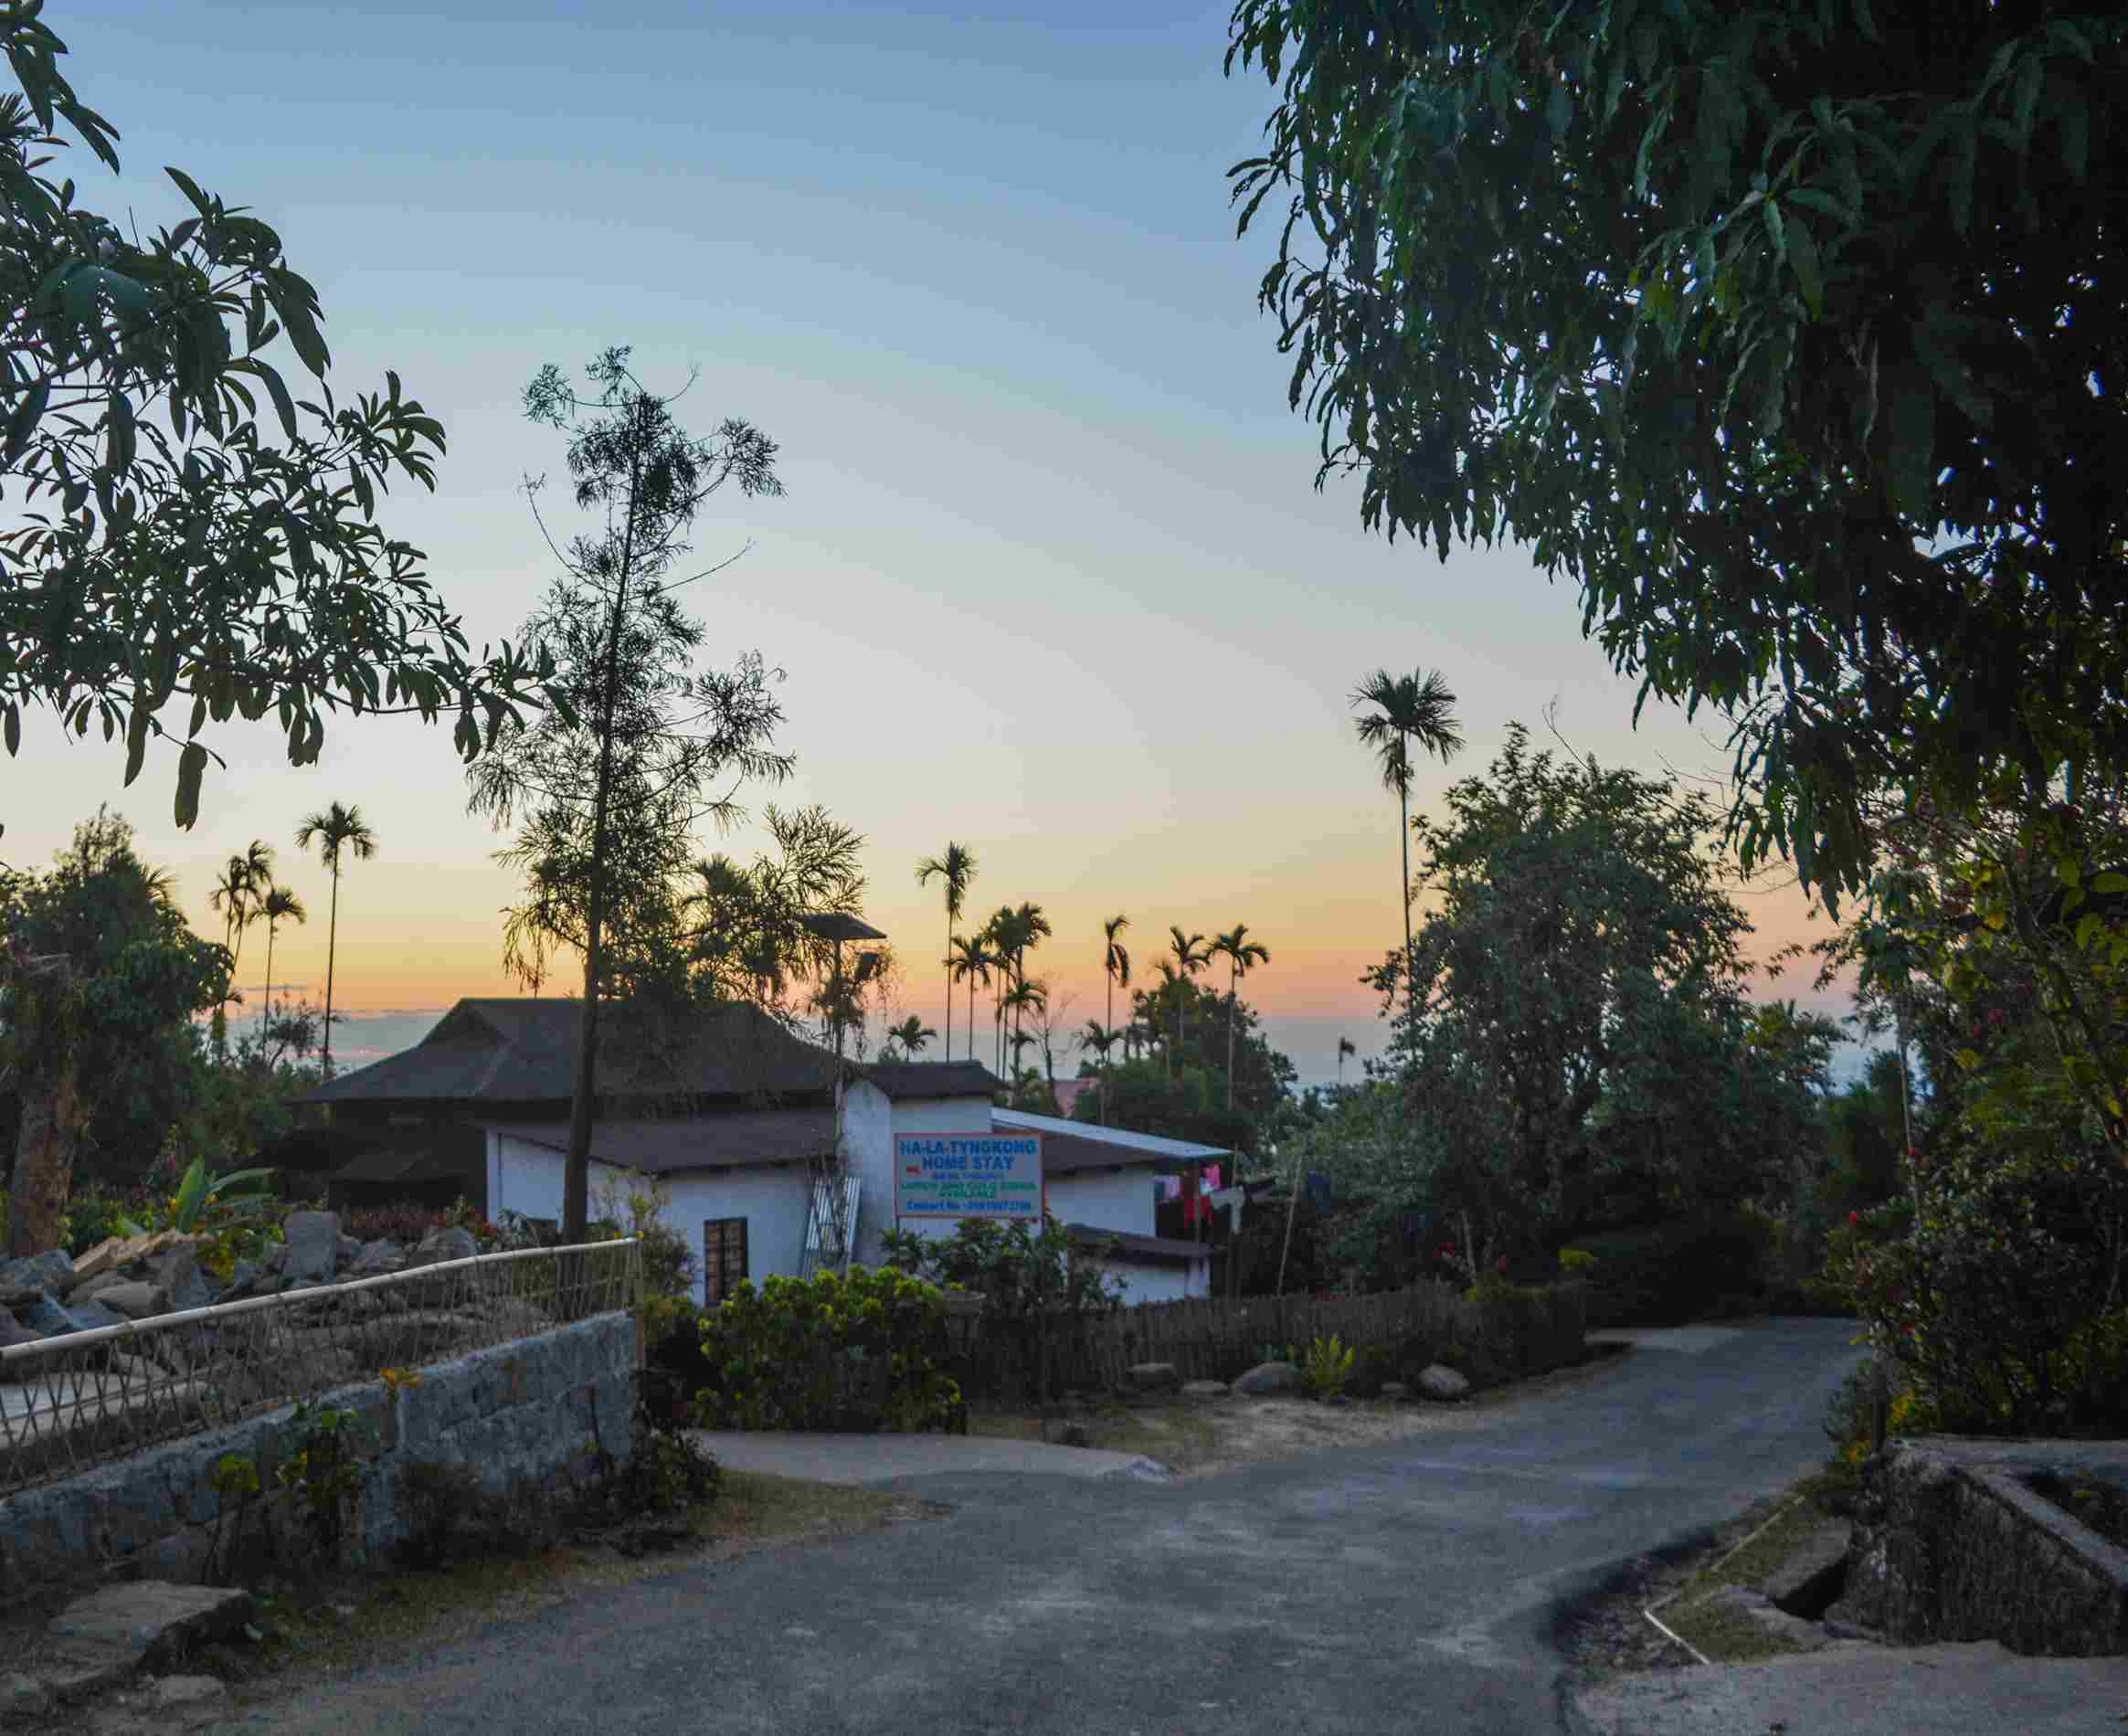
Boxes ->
[311,999,1225,1309]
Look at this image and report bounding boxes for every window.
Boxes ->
[704,1217,749,1304]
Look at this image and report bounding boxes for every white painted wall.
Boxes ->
[488,1131,813,1307]
[1080,1254,1203,1307]
[1046,1168,1160,1238]
[839,1082,998,1266]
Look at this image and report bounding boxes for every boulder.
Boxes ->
[1233,1360,1301,1396]
[0,1674,51,1720]
[13,1291,127,1339]
[1126,1361,1181,1394]
[281,1210,341,1284]
[1380,1381,1410,1401]
[147,1674,229,1713]
[349,1238,408,1277]
[217,1258,260,1301]
[90,1281,168,1320]
[0,1310,42,1350]
[1416,1364,1471,1401]
[45,1582,251,1672]
[407,1225,480,1269]
[0,1250,78,1295]
[1180,1380,1230,1399]
[338,1233,363,1264]
[153,1246,213,1315]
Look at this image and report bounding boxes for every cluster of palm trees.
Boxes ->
[1076,919,1271,1111]
[206,801,376,1074]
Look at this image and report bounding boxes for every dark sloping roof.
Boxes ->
[860,1060,1004,1101]
[487,1106,837,1174]
[304,999,837,1107]
[1063,1223,1211,1264]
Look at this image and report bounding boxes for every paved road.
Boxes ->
[211,1318,1865,1736]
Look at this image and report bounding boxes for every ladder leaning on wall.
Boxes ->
[799,1150,861,1279]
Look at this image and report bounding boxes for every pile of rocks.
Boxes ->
[0,1213,486,1356]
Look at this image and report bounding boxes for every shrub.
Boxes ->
[591,1170,697,1299]
[1299,1333,1355,1400]
[393,1458,485,1569]
[1825,1139,2128,1436]
[694,1267,962,1434]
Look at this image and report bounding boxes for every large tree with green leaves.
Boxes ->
[466,346,791,1242]
[1228,2,2125,909]
[2,809,225,1254]
[1371,724,1809,1258]
[0,7,556,833]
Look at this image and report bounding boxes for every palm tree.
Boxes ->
[1002,978,1048,1073]
[1100,914,1130,1124]
[1006,900,1051,1064]
[1337,1035,1358,1085]
[979,906,1017,1075]
[1079,1020,1121,1074]
[948,935,993,1064]
[294,801,377,1078]
[1209,924,1270,1108]
[915,842,976,1069]
[1352,667,1464,1022]
[206,840,273,1057]
[1166,926,1210,1076]
[884,1014,937,1061]
[258,884,307,1042]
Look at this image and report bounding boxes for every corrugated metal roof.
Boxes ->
[996,1108,1231,1168]
[304,999,837,1107]
[488,1106,837,1173]
[861,1060,1004,1101]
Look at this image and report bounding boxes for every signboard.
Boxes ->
[894,1132,1043,1222]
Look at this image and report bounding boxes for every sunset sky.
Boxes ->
[5,0,1859,1084]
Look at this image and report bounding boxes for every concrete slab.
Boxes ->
[1572,1641,2128,1736]
[691,1429,1172,1487]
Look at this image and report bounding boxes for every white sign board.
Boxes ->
[894,1132,1043,1222]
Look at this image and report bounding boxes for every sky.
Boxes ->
[4,1,1863,1084]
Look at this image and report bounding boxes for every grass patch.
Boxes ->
[1658,1459,1861,1664]
[197,1471,920,1699]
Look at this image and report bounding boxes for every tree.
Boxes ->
[1373,724,1777,1259]
[915,842,976,1068]
[1350,668,1465,1021]
[1004,902,1052,1065]
[948,933,993,1066]
[205,839,271,1057]
[1100,913,1130,1124]
[2,810,225,1254]
[884,1014,936,1062]
[1210,923,1271,1108]
[1337,1035,1357,1085]
[1165,927,1211,1076]
[292,801,376,1078]
[1078,1020,1121,1074]
[256,884,304,1042]
[0,11,558,833]
[466,346,790,1242]
[1228,3,2127,910]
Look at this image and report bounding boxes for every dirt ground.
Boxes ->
[969,1344,1634,1478]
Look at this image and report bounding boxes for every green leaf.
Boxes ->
[2075,912,2103,951]
[165,165,214,217]
[2093,873,2128,894]
[174,740,207,830]
[2,703,17,758]
[1953,1048,1980,1072]
[1546,81,1572,140]
[106,388,134,471]
[122,699,151,787]
[1785,212,1824,317]
[3,377,50,470]
[1885,377,1935,517]
[249,357,300,443]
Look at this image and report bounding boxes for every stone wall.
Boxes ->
[1832,1436,2128,1656]
[0,1311,635,1607]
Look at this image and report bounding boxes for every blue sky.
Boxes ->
[10,2,1869,1085]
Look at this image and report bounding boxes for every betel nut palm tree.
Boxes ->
[294,801,377,1077]
[1337,1034,1358,1085]
[1166,926,1210,1076]
[1210,923,1270,1109]
[948,933,993,1064]
[1350,667,1464,1022]
[885,1014,936,1060]
[1101,914,1130,1123]
[915,841,976,1069]
[206,839,273,1057]
[258,884,307,1043]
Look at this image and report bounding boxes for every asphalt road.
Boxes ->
[209,1318,1866,1736]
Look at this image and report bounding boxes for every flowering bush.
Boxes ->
[693,1267,962,1434]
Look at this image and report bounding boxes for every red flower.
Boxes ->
[1848,1212,1859,1226]
[1495,1255,1508,1274]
